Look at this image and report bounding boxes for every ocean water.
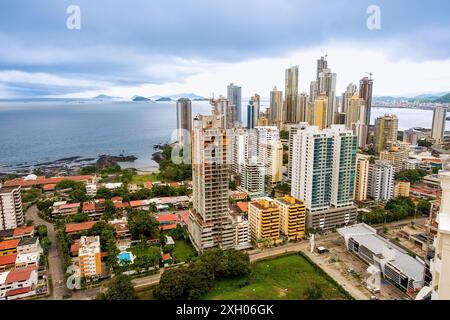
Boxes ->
[0,101,447,173]
[0,100,212,172]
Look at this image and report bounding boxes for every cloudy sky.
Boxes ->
[1,0,450,99]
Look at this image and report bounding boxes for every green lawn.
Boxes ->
[172,239,196,263]
[130,245,161,258]
[132,173,160,185]
[204,253,352,300]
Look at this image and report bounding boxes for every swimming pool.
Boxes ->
[118,251,134,264]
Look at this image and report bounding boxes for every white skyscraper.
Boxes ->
[231,129,258,177]
[255,126,282,184]
[367,160,394,201]
[290,125,357,230]
[431,170,450,300]
[431,106,447,144]
[240,158,265,197]
[0,185,24,231]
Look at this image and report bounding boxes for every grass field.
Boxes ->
[130,245,161,258]
[172,239,197,263]
[203,253,352,300]
[131,173,160,185]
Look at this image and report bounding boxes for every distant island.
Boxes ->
[93,94,120,100]
[434,93,450,103]
[132,95,151,102]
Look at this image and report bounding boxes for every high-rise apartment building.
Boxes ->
[288,123,309,181]
[227,83,242,124]
[176,98,192,146]
[284,66,299,123]
[269,86,283,127]
[379,142,410,172]
[318,68,337,127]
[211,96,234,129]
[290,125,357,230]
[78,236,102,278]
[274,196,306,241]
[312,93,328,130]
[359,76,374,126]
[368,160,394,201]
[231,129,257,177]
[342,83,358,119]
[188,115,236,253]
[345,93,366,130]
[0,185,24,231]
[240,159,265,197]
[393,181,410,198]
[255,126,283,185]
[296,93,309,123]
[431,171,450,300]
[354,154,370,202]
[431,106,447,144]
[246,94,260,129]
[248,198,281,246]
[374,114,399,153]
[352,121,368,149]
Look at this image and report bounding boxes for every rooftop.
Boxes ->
[338,224,425,281]
[0,239,20,251]
[65,221,97,233]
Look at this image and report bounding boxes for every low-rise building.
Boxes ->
[274,196,306,241]
[394,181,411,198]
[248,198,282,246]
[0,239,20,256]
[230,214,251,250]
[65,221,97,235]
[52,202,81,216]
[86,183,97,197]
[338,223,425,293]
[0,267,39,300]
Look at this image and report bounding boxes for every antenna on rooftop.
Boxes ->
[365,72,373,80]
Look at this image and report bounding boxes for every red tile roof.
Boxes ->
[111,197,123,202]
[114,202,129,209]
[162,253,172,261]
[5,267,35,283]
[180,211,189,224]
[59,203,81,210]
[70,241,80,254]
[65,221,97,234]
[169,182,179,187]
[161,224,177,231]
[4,175,92,188]
[43,184,57,191]
[82,202,95,212]
[230,192,248,200]
[144,182,153,189]
[156,214,178,223]
[0,239,20,251]
[236,201,249,213]
[6,286,32,297]
[130,200,144,207]
[13,226,34,237]
[0,253,17,266]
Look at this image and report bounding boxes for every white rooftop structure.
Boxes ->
[338,223,425,292]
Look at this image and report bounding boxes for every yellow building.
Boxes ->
[313,93,328,129]
[379,143,410,172]
[374,114,399,153]
[274,196,306,241]
[248,198,281,246]
[257,116,269,126]
[394,181,410,198]
[355,154,370,201]
[345,93,366,129]
[78,236,102,278]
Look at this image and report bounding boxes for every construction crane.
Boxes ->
[365,72,373,80]
[321,49,328,60]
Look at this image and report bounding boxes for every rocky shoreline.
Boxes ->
[0,154,139,179]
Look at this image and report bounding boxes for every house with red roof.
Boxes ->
[0,239,20,256]
[0,254,17,272]
[65,221,97,235]
[3,175,92,188]
[0,267,38,300]
[12,226,35,239]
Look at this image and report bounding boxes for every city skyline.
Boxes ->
[1,1,450,99]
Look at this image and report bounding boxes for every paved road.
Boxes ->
[26,205,69,300]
